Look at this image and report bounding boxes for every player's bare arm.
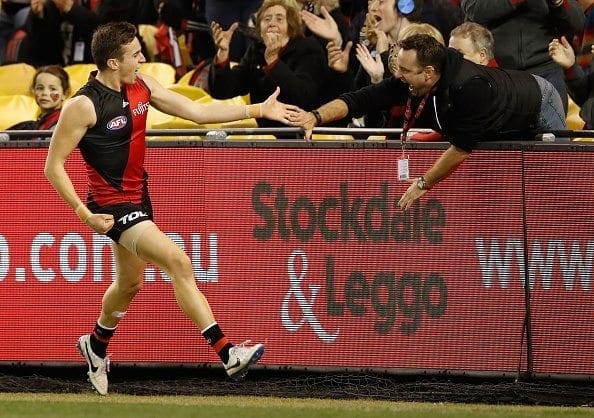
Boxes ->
[44,96,114,234]
[142,75,297,125]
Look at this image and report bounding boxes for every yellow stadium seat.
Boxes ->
[146,103,204,140]
[138,24,158,62]
[566,95,585,130]
[0,63,36,96]
[167,84,209,100]
[139,62,176,85]
[148,95,257,137]
[0,94,39,130]
[152,117,202,130]
[64,63,97,95]
[311,134,354,140]
[201,96,256,129]
[191,95,254,127]
[146,106,175,130]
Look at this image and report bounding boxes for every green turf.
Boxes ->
[0,393,592,418]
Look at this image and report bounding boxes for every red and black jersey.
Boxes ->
[76,75,151,207]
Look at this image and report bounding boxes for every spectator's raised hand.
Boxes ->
[31,0,46,17]
[300,6,342,45]
[262,31,286,64]
[549,36,575,69]
[356,43,384,84]
[317,0,340,12]
[326,39,352,73]
[211,21,239,63]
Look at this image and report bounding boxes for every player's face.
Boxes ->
[117,37,146,84]
[395,48,433,96]
[33,72,66,111]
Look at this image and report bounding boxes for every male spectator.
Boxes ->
[448,21,497,66]
[288,34,567,208]
[330,22,444,132]
[461,0,585,113]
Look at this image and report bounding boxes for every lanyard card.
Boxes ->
[398,156,409,180]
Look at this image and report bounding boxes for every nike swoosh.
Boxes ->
[85,345,99,373]
[227,358,241,371]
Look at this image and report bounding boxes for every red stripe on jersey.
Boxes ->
[120,79,149,203]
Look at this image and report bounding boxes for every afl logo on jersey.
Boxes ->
[107,116,128,130]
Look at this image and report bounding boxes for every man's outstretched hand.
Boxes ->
[287,107,316,140]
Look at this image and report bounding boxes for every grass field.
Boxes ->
[1,393,593,418]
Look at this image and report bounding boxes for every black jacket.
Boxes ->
[462,0,584,73]
[340,48,542,151]
[208,36,327,127]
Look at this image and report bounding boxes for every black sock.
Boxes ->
[202,323,233,363]
[90,322,116,358]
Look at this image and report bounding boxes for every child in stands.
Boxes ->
[8,65,70,137]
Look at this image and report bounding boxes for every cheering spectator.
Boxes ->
[209,0,328,127]
[288,34,567,207]
[448,21,496,67]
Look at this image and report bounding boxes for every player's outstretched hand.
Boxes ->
[261,87,299,125]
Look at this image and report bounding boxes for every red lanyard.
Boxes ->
[401,93,429,156]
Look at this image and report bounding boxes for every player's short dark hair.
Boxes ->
[91,22,138,71]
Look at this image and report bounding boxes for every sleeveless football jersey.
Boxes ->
[76,76,151,207]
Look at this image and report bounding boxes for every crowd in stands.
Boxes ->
[0,0,593,138]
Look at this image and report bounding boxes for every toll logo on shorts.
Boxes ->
[118,211,148,225]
